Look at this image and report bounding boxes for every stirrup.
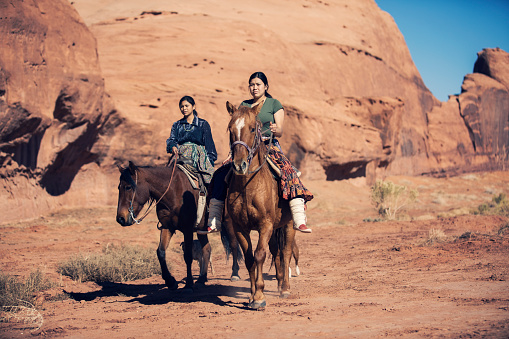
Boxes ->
[294,224,312,233]
[197,225,221,235]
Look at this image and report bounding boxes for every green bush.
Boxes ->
[371,180,418,220]
[0,270,53,307]
[474,193,509,217]
[57,243,162,283]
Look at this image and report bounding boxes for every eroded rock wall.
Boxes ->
[0,0,119,220]
[0,0,508,223]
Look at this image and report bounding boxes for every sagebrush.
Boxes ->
[474,193,509,217]
[371,180,418,220]
[57,243,161,283]
[0,270,53,308]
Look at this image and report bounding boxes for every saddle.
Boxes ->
[173,157,208,228]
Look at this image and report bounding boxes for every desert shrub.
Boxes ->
[370,180,418,220]
[473,193,509,217]
[0,270,53,307]
[57,243,161,283]
[420,228,448,246]
[498,223,509,235]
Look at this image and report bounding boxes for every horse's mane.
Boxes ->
[120,167,137,189]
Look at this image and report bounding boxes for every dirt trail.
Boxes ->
[1,172,509,338]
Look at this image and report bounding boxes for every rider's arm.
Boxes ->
[270,109,284,138]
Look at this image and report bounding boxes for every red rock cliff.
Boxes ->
[0,0,507,223]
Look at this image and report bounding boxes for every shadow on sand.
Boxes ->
[63,276,270,310]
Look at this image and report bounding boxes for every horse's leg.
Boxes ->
[196,233,211,284]
[293,238,300,276]
[157,228,178,290]
[269,229,283,291]
[251,225,272,309]
[224,214,241,281]
[235,229,255,303]
[280,223,296,298]
[182,231,195,291]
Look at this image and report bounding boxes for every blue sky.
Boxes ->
[375,0,509,102]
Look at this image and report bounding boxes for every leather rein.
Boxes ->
[128,158,177,224]
[231,119,273,175]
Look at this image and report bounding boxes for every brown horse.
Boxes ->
[116,160,213,291]
[226,101,296,309]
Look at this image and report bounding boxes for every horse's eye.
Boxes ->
[251,128,255,132]
[125,185,132,191]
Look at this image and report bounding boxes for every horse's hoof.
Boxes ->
[230,275,241,282]
[165,280,178,290]
[280,291,291,299]
[182,286,194,294]
[248,300,266,310]
[196,276,208,284]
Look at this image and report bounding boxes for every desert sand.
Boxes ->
[1,172,508,337]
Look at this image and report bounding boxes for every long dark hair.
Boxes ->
[179,95,198,116]
[249,72,272,98]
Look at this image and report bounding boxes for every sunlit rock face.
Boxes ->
[427,48,509,175]
[0,0,507,223]
[0,0,118,196]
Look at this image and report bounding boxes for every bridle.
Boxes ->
[230,119,273,175]
[127,158,177,224]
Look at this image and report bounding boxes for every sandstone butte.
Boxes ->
[0,0,508,222]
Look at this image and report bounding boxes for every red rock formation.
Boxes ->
[0,0,118,196]
[427,48,509,175]
[0,0,507,223]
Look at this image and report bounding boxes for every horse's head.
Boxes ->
[116,161,150,226]
[226,101,263,175]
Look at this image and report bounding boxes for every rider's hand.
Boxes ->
[269,122,278,134]
[172,147,178,158]
[222,154,232,165]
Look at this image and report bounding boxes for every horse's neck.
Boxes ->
[141,167,173,200]
[252,146,268,170]
[233,148,270,185]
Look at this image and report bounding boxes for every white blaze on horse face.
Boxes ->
[234,117,245,140]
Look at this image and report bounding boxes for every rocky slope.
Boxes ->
[0,0,507,222]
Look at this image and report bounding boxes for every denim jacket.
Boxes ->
[166,114,217,166]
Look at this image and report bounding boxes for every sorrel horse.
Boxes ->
[226,101,296,309]
[116,160,213,290]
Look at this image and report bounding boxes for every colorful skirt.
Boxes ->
[268,143,313,202]
[178,142,215,184]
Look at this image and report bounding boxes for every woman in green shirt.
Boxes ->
[198,72,313,235]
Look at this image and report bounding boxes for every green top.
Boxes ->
[240,97,284,137]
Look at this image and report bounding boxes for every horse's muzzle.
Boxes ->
[233,159,249,175]
[116,215,133,227]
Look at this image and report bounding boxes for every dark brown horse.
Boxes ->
[116,160,212,291]
[226,101,296,309]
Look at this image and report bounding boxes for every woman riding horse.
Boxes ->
[166,95,217,183]
[198,72,313,235]
[116,96,219,291]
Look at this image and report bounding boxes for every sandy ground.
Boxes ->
[1,172,509,338]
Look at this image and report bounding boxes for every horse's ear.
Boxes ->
[128,161,137,174]
[117,164,124,173]
[226,101,236,116]
[253,101,263,114]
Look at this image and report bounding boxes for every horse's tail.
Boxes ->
[220,224,244,263]
[269,227,286,271]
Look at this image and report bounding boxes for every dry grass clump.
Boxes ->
[57,243,161,283]
[0,270,52,333]
[370,180,418,220]
[473,193,509,217]
[420,228,448,246]
[0,270,53,308]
